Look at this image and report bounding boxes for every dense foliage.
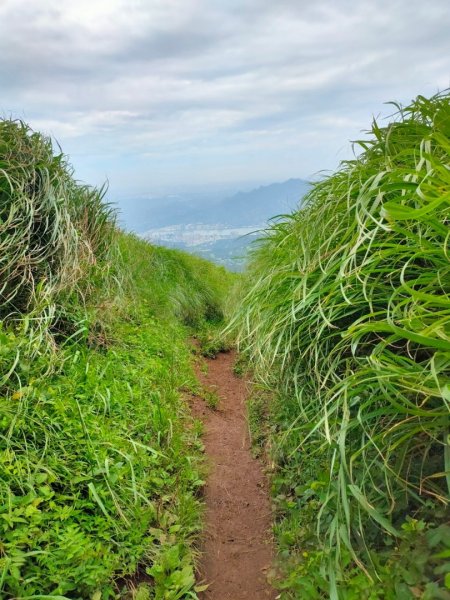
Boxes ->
[236,93,450,598]
[0,120,232,598]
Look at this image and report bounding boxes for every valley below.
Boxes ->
[117,178,309,270]
[141,224,260,270]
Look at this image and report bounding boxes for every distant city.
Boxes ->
[142,224,260,270]
[116,179,309,270]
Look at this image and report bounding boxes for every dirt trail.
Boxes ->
[191,349,276,600]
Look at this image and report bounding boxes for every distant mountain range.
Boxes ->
[117,179,308,232]
[116,179,309,270]
[187,178,308,227]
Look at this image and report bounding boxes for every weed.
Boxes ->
[247,391,270,457]
[134,584,151,600]
[202,386,220,410]
[233,353,249,378]
[196,322,233,358]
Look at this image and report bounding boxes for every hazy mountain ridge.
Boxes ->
[117,179,309,270]
[118,178,309,233]
[188,178,308,226]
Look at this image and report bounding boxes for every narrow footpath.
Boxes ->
[191,348,276,600]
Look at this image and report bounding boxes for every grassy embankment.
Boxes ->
[0,120,233,598]
[235,92,450,598]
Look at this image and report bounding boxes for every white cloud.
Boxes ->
[0,0,448,194]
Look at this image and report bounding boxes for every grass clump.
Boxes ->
[195,322,233,358]
[234,92,450,597]
[0,119,232,598]
[0,119,115,320]
[201,386,220,410]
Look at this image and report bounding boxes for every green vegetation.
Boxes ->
[200,387,220,410]
[0,120,232,598]
[3,91,449,599]
[234,92,450,598]
[195,323,233,359]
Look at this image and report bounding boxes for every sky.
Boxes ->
[1,0,449,199]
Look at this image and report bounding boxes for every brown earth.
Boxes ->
[191,348,276,600]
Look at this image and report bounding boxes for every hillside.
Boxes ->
[0,120,234,598]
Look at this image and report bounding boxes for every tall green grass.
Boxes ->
[0,119,116,310]
[0,119,232,598]
[235,92,450,597]
[119,234,234,326]
[0,120,118,393]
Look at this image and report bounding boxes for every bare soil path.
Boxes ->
[191,348,276,600]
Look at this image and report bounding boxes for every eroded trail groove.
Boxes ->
[192,349,276,600]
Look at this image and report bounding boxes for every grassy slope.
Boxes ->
[235,92,450,598]
[0,121,234,599]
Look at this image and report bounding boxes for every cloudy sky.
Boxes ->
[1,0,449,198]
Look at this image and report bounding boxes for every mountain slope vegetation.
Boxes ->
[235,92,450,598]
[2,90,449,600]
[0,120,233,598]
